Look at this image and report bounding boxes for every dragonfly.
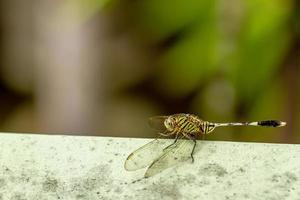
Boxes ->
[124,113,286,178]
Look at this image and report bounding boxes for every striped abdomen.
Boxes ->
[198,121,216,134]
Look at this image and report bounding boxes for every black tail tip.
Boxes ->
[258,120,286,127]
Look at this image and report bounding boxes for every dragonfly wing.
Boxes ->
[125,139,173,171]
[144,139,195,178]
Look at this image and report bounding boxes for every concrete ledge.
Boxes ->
[0,133,300,199]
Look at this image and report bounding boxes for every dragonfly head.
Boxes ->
[164,116,176,132]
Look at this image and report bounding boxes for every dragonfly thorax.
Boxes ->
[164,114,203,134]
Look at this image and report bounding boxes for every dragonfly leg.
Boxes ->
[186,133,197,163]
[163,133,179,151]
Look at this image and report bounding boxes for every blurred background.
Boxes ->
[0,0,299,143]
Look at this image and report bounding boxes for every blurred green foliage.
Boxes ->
[136,0,218,96]
[129,0,291,102]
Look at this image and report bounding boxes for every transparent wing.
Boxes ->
[124,139,173,171]
[148,116,168,132]
[144,139,195,178]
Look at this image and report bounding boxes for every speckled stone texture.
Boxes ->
[0,133,299,200]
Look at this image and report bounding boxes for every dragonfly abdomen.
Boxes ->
[199,121,216,134]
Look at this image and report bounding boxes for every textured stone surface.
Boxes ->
[0,133,299,200]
